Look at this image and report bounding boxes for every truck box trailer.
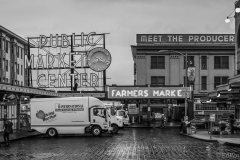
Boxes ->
[30,97,113,137]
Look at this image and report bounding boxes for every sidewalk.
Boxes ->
[179,130,240,147]
[0,129,41,145]
[125,121,181,128]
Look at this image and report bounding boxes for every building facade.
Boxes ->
[131,34,235,121]
[0,25,29,87]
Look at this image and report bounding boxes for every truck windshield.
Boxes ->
[118,111,126,116]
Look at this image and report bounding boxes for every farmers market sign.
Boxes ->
[108,87,190,99]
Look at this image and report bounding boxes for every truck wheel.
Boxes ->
[47,128,58,137]
[92,126,102,136]
[110,124,119,134]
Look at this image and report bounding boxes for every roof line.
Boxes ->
[0,25,34,47]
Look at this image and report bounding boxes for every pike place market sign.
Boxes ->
[108,87,190,99]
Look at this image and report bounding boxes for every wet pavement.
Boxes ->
[0,128,240,160]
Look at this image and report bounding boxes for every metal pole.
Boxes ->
[185,53,188,119]
[103,34,106,93]
[71,35,74,91]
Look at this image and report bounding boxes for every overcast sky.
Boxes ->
[0,0,236,87]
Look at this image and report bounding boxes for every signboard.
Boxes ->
[197,111,204,115]
[137,34,235,44]
[28,32,110,91]
[108,87,190,99]
[128,104,139,114]
[4,93,18,100]
[20,104,30,114]
[187,67,196,82]
[210,114,215,122]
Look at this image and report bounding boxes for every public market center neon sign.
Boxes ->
[26,32,111,88]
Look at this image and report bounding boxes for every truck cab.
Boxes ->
[116,110,130,126]
[102,101,124,133]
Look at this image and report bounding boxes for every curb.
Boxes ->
[179,132,218,142]
[124,126,180,129]
[223,141,240,147]
[0,132,42,144]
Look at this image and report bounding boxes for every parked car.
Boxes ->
[190,116,207,129]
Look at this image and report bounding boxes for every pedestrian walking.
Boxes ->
[3,115,13,147]
[180,116,184,132]
[185,118,191,135]
[160,114,166,128]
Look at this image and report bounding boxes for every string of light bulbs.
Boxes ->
[225,7,240,23]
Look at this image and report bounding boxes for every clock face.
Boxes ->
[87,47,112,72]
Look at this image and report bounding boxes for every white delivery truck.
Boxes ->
[31,97,113,137]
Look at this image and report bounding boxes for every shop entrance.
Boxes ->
[0,101,18,132]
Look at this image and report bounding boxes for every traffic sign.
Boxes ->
[209,114,215,122]
[180,90,190,98]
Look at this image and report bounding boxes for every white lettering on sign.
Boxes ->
[138,34,235,43]
[110,89,185,98]
[153,90,176,97]
[39,32,96,48]
[111,90,148,97]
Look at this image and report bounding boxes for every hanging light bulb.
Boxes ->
[225,17,230,23]
[236,7,240,13]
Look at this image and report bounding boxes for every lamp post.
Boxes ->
[159,50,188,119]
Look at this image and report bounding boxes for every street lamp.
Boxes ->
[159,50,188,119]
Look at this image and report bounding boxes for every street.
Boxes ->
[0,128,240,160]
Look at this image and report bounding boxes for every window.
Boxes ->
[19,47,21,58]
[151,56,165,69]
[0,38,1,49]
[3,58,5,70]
[21,81,23,86]
[6,60,8,72]
[201,76,207,90]
[93,108,106,118]
[214,56,229,69]
[17,64,19,74]
[184,56,194,68]
[17,46,19,58]
[201,56,207,69]
[151,76,165,85]
[5,41,8,53]
[134,63,136,75]
[214,76,228,89]
[11,62,14,72]
[21,65,23,75]
[15,62,17,73]
[21,48,23,59]
[2,39,5,51]
[6,78,8,83]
